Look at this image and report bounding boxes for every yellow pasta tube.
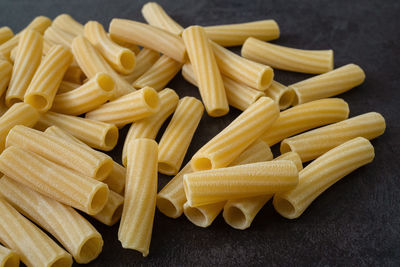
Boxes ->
[122,88,179,166]
[37,111,119,151]
[57,81,80,94]
[8,46,17,62]
[274,137,375,219]
[44,26,75,47]
[261,98,350,146]
[133,55,182,91]
[0,27,13,45]
[6,125,114,181]
[242,38,334,74]
[212,42,274,91]
[184,160,299,207]
[281,112,386,162]
[84,21,136,74]
[63,66,86,84]
[0,177,103,264]
[42,38,54,55]
[0,197,72,267]
[109,19,187,63]
[0,245,19,267]
[0,60,12,97]
[229,139,274,166]
[53,14,84,36]
[158,97,204,175]
[122,48,160,83]
[72,36,133,98]
[119,139,158,257]
[141,2,184,35]
[24,45,73,112]
[109,35,141,54]
[6,30,43,106]
[265,81,295,110]
[92,190,124,226]
[290,64,366,105]
[85,87,160,127]
[0,102,39,152]
[0,97,7,116]
[0,146,109,215]
[191,96,279,171]
[182,26,229,117]
[204,20,280,47]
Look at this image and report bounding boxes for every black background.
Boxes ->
[0,0,399,266]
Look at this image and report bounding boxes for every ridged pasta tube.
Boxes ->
[57,81,80,94]
[122,88,179,166]
[142,2,184,35]
[261,98,350,146]
[0,60,12,97]
[182,26,228,117]
[92,190,124,226]
[119,139,158,257]
[0,245,19,267]
[63,66,86,84]
[158,97,204,175]
[122,48,160,83]
[0,27,13,45]
[0,177,103,264]
[274,137,375,219]
[264,81,295,110]
[44,26,75,47]
[281,112,386,162]
[53,14,84,36]
[109,35,141,54]
[191,96,279,171]
[109,19,187,63]
[242,38,334,74]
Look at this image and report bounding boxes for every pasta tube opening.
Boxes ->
[119,50,136,71]
[104,127,119,149]
[183,205,207,227]
[89,185,110,213]
[77,236,103,264]
[112,204,124,223]
[191,156,212,171]
[156,197,180,218]
[143,87,160,110]
[272,197,296,218]
[223,206,247,229]
[259,68,274,90]
[95,161,114,182]
[49,255,73,267]
[158,162,177,175]
[280,142,293,154]
[278,88,295,109]
[97,73,115,92]
[26,94,48,110]
[0,251,19,267]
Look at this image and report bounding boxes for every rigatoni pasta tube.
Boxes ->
[274,137,375,219]
[24,45,73,112]
[0,60,12,97]
[123,48,160,83]
[281,112,386,162]
[261,98,350,146]
[109,19,187,63]
[0,27,13,45]
[37,111,119,151]
[109,35,141,54]
[264,81,295,110]
[158,97,204,175]
[191,96,279,171]
[182,26,229,117]
[122,88,179,166]
[0,177,103,264]
[57,81,80,94]
[0,245,19,267]
[119,139,158,257]
[242,38,334,74]
[84,21,136,74]
[6,125,114,181]
[6,30,43,107]
[53,14,84,36]
[290,64,365,105]
[142,2,184,35]
[204,20,279,47]
[86,87,160,127]
[63,66,86,84]
[44,26,75,48]
[92,190,124,226]
[133,55,182,91]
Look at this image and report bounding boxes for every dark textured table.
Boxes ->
[0,0,399,266]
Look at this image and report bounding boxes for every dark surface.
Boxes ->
[1,0,400,266]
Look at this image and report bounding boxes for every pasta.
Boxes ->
[0,27,13,45]
[122,88,179,166]
[158,97,204,175]
[182,26,229,117]
[0,146,109,215]
[142,2,184,35]
[0,245,19,267]
[204,20,280,47]
[241,37,334,74]
[109,35,141,54]
[8,46,17,62]
[0,177,103,264]
[119,139,158,257]
[44,26,75,48]
[24,45,73,112]
[63,66,86,84]
[57,81,80,94]
[281,112,386,162]
[109,19,187,63]
[274,137,375,219]
[0,60,12,97]
[133,55,182,91]
[53,14,84,36]
[191,97,279,171]
[264,81,295,110]
[42,38,54,55]
[84,21,136,74]
[122,48,160,84]
[85,86,160,127]
[92,190,124,226]
[261,98,350,146]
[289,64,365,105]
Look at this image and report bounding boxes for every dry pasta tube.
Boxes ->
[92,190,124,226]
[57,81,80,94]
[264,81,295,110]
[191,97,279,171]
[6,30,43,107]
[24,45,73,112]
[122,48,160,84]
[0,27,13,45]
[242,37,334,74]
[122,88,179,166]
[281,112,386,162]
[204,20,279,47]
[0,245,19,267]
[44,26,75,47]
[109,19,187,63]
[141,2,184,35]
[0,60,12,97]
[0,177,103,264]
[53,14,84,36]
[119,139,158,257]
[109,35,141,54]
[37,111,119,151]
[158,97,204,175]
[0,197,72,267]
[84,21,136,74]
[290,64,365,105]
[274,137,375,219]
[63,66,86,84]
[86,86,160,127]
[42,38,54,55]
[261,98,350,146]
[182,26,228,117]
[8,46,17,62]
[0,97,7,116]
[133,55,182,91]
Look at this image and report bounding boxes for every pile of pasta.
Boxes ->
[0,2,386,266]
